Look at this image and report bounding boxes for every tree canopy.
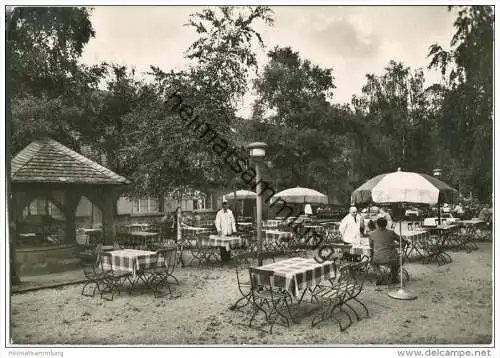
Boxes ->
[7,5,494,204]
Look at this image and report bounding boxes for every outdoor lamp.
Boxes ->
[247,142,267,266]
[432,168,443,226]
[247,142,267,158]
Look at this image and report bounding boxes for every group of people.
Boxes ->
[338,206,393,246]
[339,205,406,285]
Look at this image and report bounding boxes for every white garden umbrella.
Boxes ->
[351,169,457,205]
[223,190,257,200]
[351,168,458,301]
[223,190,257,219]
[270,186,328,204]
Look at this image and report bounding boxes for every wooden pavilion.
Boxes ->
[10,138,131,276]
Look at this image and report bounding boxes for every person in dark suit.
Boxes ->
[369,217,409,285]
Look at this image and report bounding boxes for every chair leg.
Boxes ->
[327,304,349,332]
[272,299,290,328]
[167,273,179,285]
[337,306,353,331]
[352,297,370,318]
[311,310,327,327]
[343,301,360,321]
[249,298,269,329]
[81,281,93,297]
[230,293,251,310]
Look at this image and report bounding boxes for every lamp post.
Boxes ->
[433,168,442,224]
[247,142,267,266]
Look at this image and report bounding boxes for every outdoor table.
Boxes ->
[177,226,213,266]
[263,230,293,252]
[251,257,337,302]
[263,219,283,229]
[237,222,253,228]
[459,219,485,226]
[458,219,487,243]
[181,226,212,244]
[264,230,293,241]
[206,235,246,262]
[319,221,340,227]
[419,225,456,265]
[319,223,341,242]
[128,231,160,249]
[101,249,157,277]
[18,232,39,245]
[237,222,253,234]
[18,232,36,239]
[124,223,149,232]
[401,230,430,259]
[182,225,211,236]
[303,225,322,234]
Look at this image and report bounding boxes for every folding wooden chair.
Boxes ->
[143,247,179,298]
[310,264,354,331]
[229,253,256,310]
[248,267,293,334]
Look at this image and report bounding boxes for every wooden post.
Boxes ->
[63,190,81,245]
[177,205,182,242]
[101,190,118,245]
[233,187,238,226]
[9,191,21,284]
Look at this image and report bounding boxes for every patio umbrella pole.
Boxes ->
[388,207,417,300]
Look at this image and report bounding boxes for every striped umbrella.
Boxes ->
[350,168,457,301]
[351,169,457,205]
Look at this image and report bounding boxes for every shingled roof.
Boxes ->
[11,138,131,185]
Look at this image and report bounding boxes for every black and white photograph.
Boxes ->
[2,2,496,355]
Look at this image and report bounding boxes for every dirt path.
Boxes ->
[10,242,492,345]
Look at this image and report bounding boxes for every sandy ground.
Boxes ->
[10,242,492,345]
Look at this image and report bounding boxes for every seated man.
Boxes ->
[369,217,409,285]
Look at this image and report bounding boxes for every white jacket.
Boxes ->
[339,213,363,246]
[215,209,236,236]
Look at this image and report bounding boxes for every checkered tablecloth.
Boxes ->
[101,249,158,276]
[252,257,336,297]
[205,235,246,251]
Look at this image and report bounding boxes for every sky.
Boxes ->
[79,5,458,118]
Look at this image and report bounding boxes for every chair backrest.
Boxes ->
[116,232,131,249]
[233,254,254,288]
[344,258,369,298]
[76,228,89,246]
[98,251,113,272]
[332,264,354,299]
[148,224,160,233]
[80,252,99,276]
[156,247,177,274]
[248,267,273,289]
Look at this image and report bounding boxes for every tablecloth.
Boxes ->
[252,257,336,297]
[205,235,246,251]
[101,249,158,276]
